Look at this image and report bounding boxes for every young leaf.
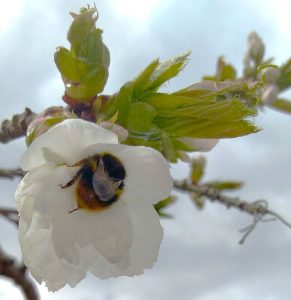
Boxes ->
[278,58,291,90]
[216,57,237,81]
[190,156,206,184]
[148,52,190,91]
[55,6,110,102]
[132,58,160,97]
[126,102,159,134]
[270,98,291,114]
[161,132,177,162]
[205,181,243,190]
[190,193,205,210]
[54,47,82,82]
[149,93,259,138]
[154,196,176,218]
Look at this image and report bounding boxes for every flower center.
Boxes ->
[74,154,126,211]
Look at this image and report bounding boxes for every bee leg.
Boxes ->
[68,208,79,214]
[60,169,82,189]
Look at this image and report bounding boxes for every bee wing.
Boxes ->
[95,158,109,179]
[111,180,122,191]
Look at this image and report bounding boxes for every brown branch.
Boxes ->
[0,168,24,225]
[0,247,39,300]
[0,168,26,179]
[174,180,291,243]
[0,208,19,226]
[0,168,25,225]
[0,108,36,144]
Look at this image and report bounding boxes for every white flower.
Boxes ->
[177,138,219,162]
[16,119,172,291]
[99,121,129,142]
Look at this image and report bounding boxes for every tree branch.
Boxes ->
[0,247,39,300]
[0,208,19,226]
[0,168,26,179]
[0,108,36,144]
[174,179,291,243]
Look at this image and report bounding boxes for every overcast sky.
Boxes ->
[0,1,291,299]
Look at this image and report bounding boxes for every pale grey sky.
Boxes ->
[0,1,290,299]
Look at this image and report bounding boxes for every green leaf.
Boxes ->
[270,98,291,114]
[190,156,206,183]
[54,47,81,82]
[154,196,176,218]
[158,117,257,138]
[56,6,110,101]
[148,93,259,138]
[190,193,205,210]
[148,52,190,91]
[161,132,177,162]
[132,58,160,97]
[126,102,159,134]
[147,93,196,109]
[114,82,134,125]
[68,7,97,55]
[216,57,237,80]
[278,58,291,90]
[205,181,243,190]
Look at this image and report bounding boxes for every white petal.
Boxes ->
[89,196,163,278]
[17,164,79,217]
[100,121,129,142]
[51,200,133,269]
[19,215,90,291]
[83,143,173,204]
[21,119,118,170]
[178,137,219,152]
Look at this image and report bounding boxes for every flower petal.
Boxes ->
[89,196,163,278]
[83,143,173,204]
[51,200,133,269]
[21,119,118,170]
[178,137,219,152]
[19,214,91,291]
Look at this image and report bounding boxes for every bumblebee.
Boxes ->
[61,153,126,212]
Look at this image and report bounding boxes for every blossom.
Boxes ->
[177,137,219,162]
[16,119,172,291]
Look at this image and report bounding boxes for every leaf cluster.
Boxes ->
[98,54,259,161]
[54,6,110,102]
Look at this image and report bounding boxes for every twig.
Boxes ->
[174,180,291,243]
[0,247,39,300]
[0,168,26,179]
[0,108,36,144]
[0,208,19,226]
[0,168,24,225]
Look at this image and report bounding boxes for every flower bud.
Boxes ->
[99,121,129,142]
[261,84,279,105]
[246,32,265,64]
[261,67,280,83]
[26,107,75,145]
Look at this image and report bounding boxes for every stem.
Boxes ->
[0,168,26,179]
[174,179,291,243]
[0,108,36,144]
[0,247,39,300]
